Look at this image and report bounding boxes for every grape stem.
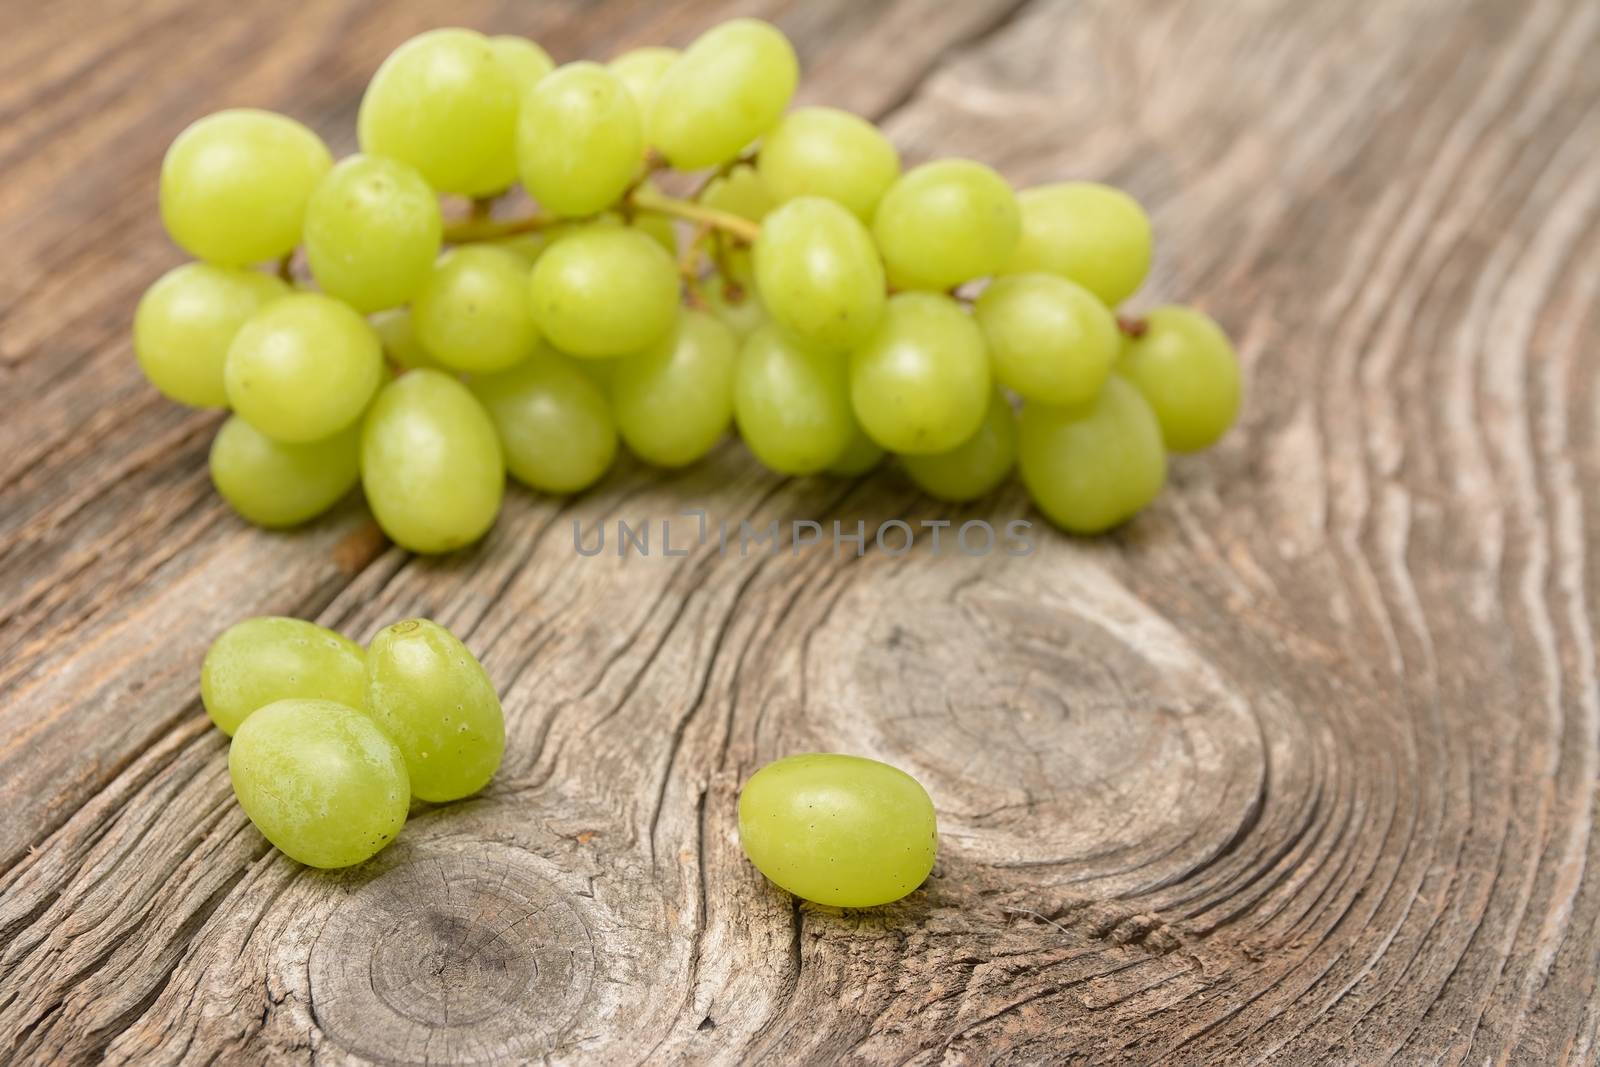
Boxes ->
[628,185,761,243]
[442,212,558,243]
[1117,314,1149,338]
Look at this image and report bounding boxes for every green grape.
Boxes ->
[704,275,768,340]
[902,391,1016,502]
[1003,182,1152,307]
[649,19,798,169]
[849,292,991,454]
[1017,376,1166,534]
[529,224,678,358]
[225,293,383,443]
[134,263,287,407]
[737,753,938,908]
[699,163,774,222]
[632,206,679,256]
[1118,306,1242,452]
[608,46,678,130]
[469,350,617,494]
[200,616,367,735]
[734,324,853,475]
[229,698,409,868]
[370,307,440,370]
[490,34,554,95]
[358,28,519,195]
[872,159,1020,291]
[974,273,1117,406]
[492,229,555,266]
[756,107,900,222]
[210,415,359,528]
[754,197,885,352]
[612,310,737,467]
[517,62,643,218]
[303,154,442,313]
[826,422,886,477]
[159,109,332,267]
[412,246,539,373]
[361,369,505,553]
[366,618,506,803]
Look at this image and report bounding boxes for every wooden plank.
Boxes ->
[4,0,1600,1061]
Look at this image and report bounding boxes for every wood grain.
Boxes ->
[3,0,1599,1062]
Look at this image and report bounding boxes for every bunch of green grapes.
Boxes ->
[203,615,505,867]
[136,17,1242,551]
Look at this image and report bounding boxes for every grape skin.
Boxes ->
[754,197,886,353]
[872,159,1020,292]
[134,264,287,407]
[224,292,383,443]
[735,325,855,476]
[210,415,359,529]
[412,246,540,373]
[757,106,901,222]
[470,350,618,494]
[1018,376,1167,534]
[1003,182,1153,307]
[849,292,992,455]
[611,311,738,468]
[902,391,1017,502]
[517,62,644,218]
[303,154,442,314]
[529,224,679,358]
[975,273,1118,407]
[490,35,554,97]
[229,698,410,868]
[608,46,679,133]
[649,19,798,169]
[201,617,367,736]
[160,109,332,267]
[370,307,442,370]
[737,753,938,908]
[1117,305,1241,452]
[366,619,505,803]
[360,370,505,554]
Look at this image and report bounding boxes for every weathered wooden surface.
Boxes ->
[3,0,1599,1062]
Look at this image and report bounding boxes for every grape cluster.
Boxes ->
[135,18,1242,553]
[204,616,505,868]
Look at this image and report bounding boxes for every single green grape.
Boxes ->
[358,28,518,195]
[737,753,938,908]
[412,246,539,373]
[133,263,287,407]
[649,19,797,169]
[1017,376,1166,534]
[902,391,1016,502]
[612,310,737,467]
[370,307,441,370]
[826,422,886,477]
[1117,306,1242,453]
[704,275,768,340]
[607,46,678,134]
[303,154,442,313]
[490,34,554,96]
[734,324,854,475]
[517,62,643,218]
[974,273,1117,407]
[872,159,1020,291]
[529,224,678,358]
[756,107,900,222]
[225,293,383,443]
[159,109,332,266]
[699,163,774,222]
[469,350,617,494]
[1003,182,1152,307]
[849,292,991,454]
[200,616,367,735]
[366,618,506,803]
[754,197,885,353]
[210,415,359,528]
[229,698,409,868]
[361,369,505,553]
